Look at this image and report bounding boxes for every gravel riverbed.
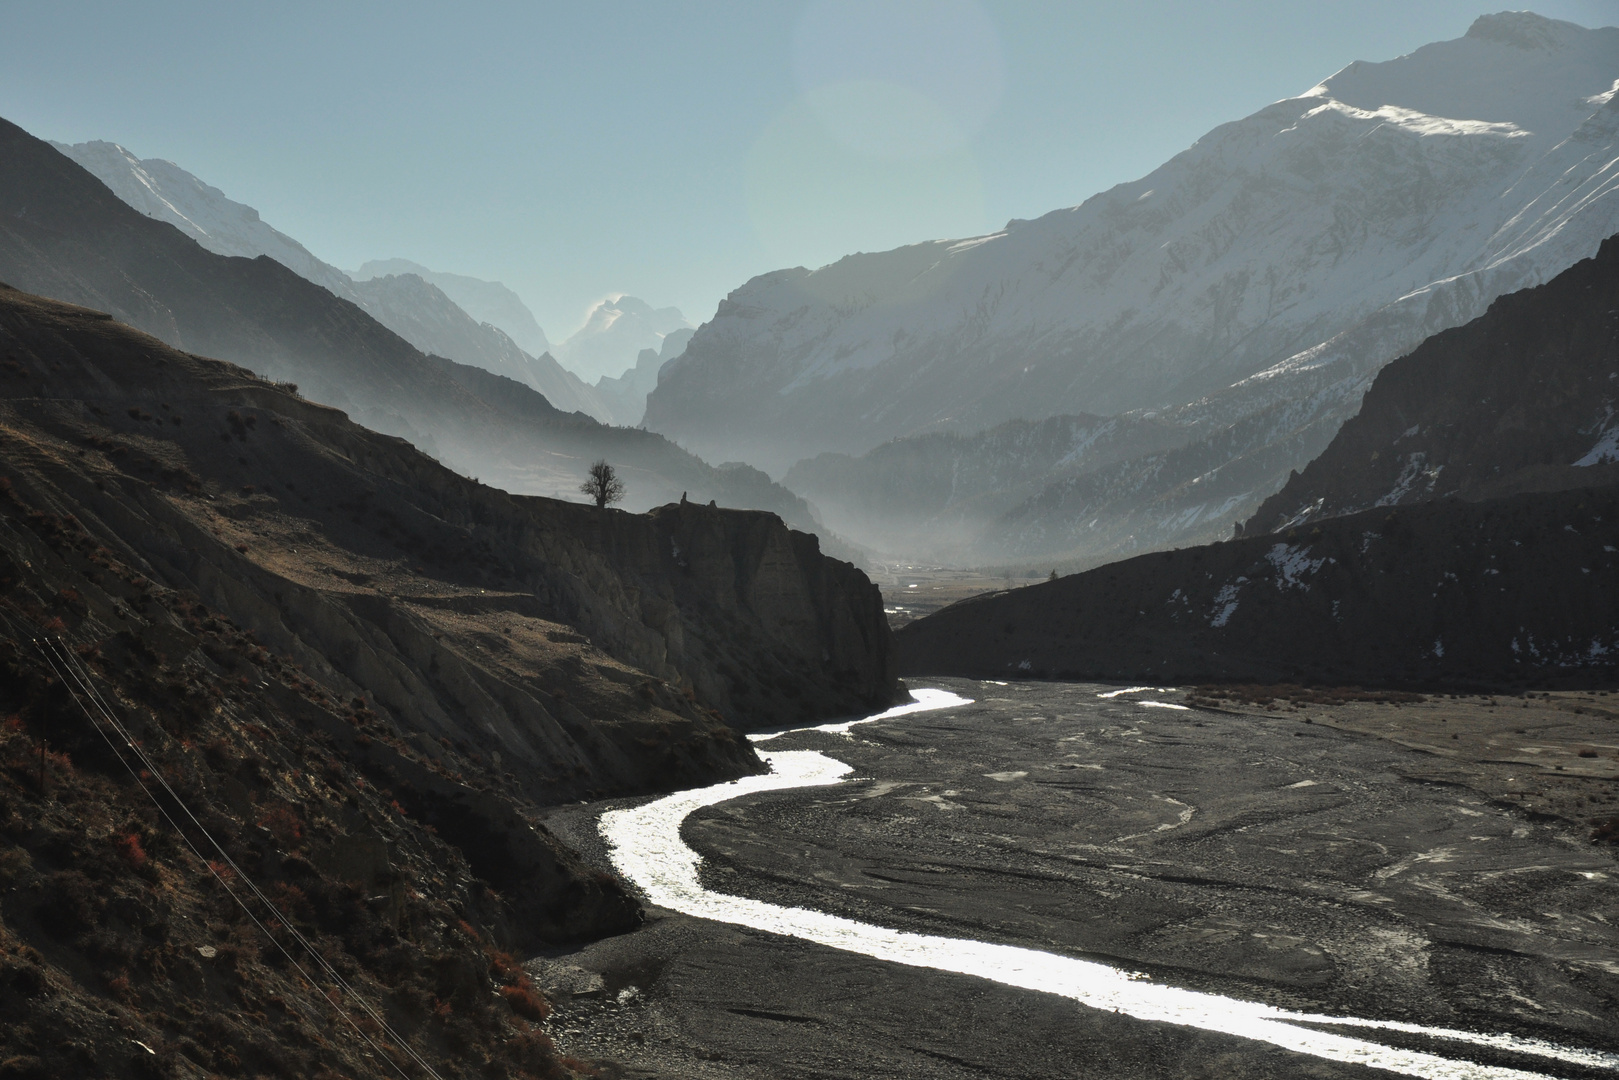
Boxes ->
[533,679,1619,1079]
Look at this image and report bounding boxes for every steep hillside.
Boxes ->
[783,413,1197,560]
[648,12,1619,557]
[0,286,896,1075]
[49,139,354,296]
[0,285,896,761]
[0,118,818,526]
[355,257,551,357]
[54,140,610,420]
[0,285,870,1080]
[896,485,1619,689]
[1245,233,1619,534]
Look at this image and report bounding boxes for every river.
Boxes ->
[539,680,1619,1079]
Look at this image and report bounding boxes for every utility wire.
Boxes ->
[34,635,448,1080]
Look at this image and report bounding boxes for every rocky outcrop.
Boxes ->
[1247,233,1619,535]
[0,284,898,797]
[896,484,1619,690]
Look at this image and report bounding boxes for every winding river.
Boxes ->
[599,689,1618,1080]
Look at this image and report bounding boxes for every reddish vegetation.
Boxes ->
[0,469,598,1078]
[114,831,147,869]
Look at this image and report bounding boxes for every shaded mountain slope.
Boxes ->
[0,118,813,525]
[1246,233,1619,534]
[895,485,1619,689]
[0,592,623,1080]
[51,142,611,420]
[649,13,1619,563]
[0,284,896,777]
[355,256,551,356]
[783,413,1197,560]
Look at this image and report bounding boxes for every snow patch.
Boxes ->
[1573,424,1619,466]
[1266,543,1326,589]
[1208,584,1242,628]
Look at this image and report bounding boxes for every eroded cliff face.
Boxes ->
[0,284,898,797]
[0,284,903,1076]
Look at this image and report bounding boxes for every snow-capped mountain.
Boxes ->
[648,12,1619,504]
[354,257,550,357]
[49,140,612,421]
[554,295,692,384]
[50,140,353,295]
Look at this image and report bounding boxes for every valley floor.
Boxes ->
[533,680,1619,1080]
[873,568,1037,629]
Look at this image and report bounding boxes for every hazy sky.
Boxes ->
[3,1,1615,339]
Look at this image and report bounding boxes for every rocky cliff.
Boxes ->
[0,284,896,779]
[1245,233,1619,535]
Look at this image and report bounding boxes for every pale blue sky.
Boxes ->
[3,1,1615,339]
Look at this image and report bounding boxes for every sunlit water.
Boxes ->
[600,688,1618,1079]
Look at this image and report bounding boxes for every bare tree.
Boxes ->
[579,459,626,509]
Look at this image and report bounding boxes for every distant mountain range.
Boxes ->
[354,256,551,356]
[897,234,1619,687]
[48,140,676,425]
[649,12,1619,565]
[594,327,695,428]
[554,295,693,386]
[784,413,1196,561]
[4,118,823,532]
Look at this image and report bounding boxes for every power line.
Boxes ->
[33,635,448,1080]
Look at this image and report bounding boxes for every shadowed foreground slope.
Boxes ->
[0,282,896,1077]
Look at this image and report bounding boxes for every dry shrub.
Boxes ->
[488,950,523,982]
[257,803,303,847]
[268,882,312,923]
[501,982,550,1023]
[115,832,148,870]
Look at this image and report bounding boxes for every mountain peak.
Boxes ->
[1465,11,1585,50]
[556,295,692,383]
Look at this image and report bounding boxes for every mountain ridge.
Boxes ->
[652,11,1619,563]
[1243,231,1619,534]
[3,118,823,530]
[50,140,614,420]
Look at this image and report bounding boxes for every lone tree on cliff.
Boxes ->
[579,459,626,509]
